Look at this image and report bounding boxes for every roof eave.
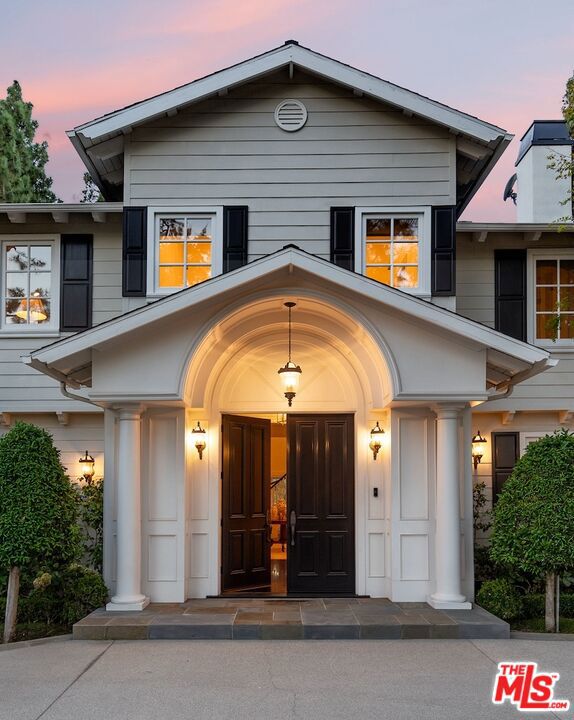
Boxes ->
[29,248,549,378]
[70,44,508,146]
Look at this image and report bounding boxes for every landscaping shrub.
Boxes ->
[490,429,574,631]
[522,592,574,619]
[0,422,81,641]
[476,578,522,621]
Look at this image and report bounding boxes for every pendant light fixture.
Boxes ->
[277,301,302,407]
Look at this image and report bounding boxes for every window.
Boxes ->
[1,238,58,331]
[356,208,430,295]
[149,209,222,295]
[530,252,574,344]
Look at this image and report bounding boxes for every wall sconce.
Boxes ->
[79,450,95,480]
[471,430,487,470]
[192,421,207,460]
[369,422,385,460]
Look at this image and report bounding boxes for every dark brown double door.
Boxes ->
[221,413,355,594]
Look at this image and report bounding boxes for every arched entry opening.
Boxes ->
[182,293,396,598]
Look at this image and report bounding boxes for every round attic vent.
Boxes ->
[274,99,308,132]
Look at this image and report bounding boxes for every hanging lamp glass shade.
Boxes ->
[277,301,302,406]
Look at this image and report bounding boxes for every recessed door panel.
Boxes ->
[222,415,271,591]
[288,414,355,594]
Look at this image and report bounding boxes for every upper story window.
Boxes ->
[532,254,574,344]
[148,208,223,295]
[1,237,59,331]
[355,208,430,296]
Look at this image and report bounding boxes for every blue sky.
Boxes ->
[0,0,572,219]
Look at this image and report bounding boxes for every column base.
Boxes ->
[427,594,472,610]
[106,595,150,612]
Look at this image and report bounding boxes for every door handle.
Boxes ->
[290,510,297,546]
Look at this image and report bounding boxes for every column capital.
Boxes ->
[114,404,144,421]
[433,403,466,420]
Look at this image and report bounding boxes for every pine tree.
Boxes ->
[0,81,58,203]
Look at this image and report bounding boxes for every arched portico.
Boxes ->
[182,292,395,599]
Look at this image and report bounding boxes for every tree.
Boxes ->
[490,429,574,631]
[548,71,574,224]
[0,422,80,642]
[80,172,103,203]
[0,81,58,203]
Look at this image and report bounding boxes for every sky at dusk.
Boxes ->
[0,0,572,221]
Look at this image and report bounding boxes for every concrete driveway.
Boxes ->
[1,638,573,720]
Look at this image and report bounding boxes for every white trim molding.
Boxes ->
[0,234,60,335]
[354,206,431,298]
[527,248,574,350]
[146,206,223,297]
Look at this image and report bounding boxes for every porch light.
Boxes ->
[471,430,487,470]
[79,450,95,480]
[192,421,207,460]
[277,302,302,407]
[369,422,385,460]
[15,292,47,323]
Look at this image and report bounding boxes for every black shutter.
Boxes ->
[60,234,92,331]
[122,207,147,296]
[492,432,519,503]
[495,250,526,341]
[330,207,355,271]
[223,206,248,272]
[431,206,456,295]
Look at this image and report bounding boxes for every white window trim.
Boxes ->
[0,235,60,335]
[146,206,223,297]
[527,248,574,350]
[354,206,431,297]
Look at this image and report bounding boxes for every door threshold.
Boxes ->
[213,593,363,599]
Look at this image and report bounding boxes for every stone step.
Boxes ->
[73,601,509,640]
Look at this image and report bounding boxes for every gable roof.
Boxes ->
[25,246,551,395]
[68,41,512,211]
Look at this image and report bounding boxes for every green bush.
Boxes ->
[522,592,574,619]
[1,564,108,628]
[58,564,108,626]
[476,578,523,621]
[75,477,104,573]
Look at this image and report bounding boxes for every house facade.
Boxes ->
[0,42,572,610]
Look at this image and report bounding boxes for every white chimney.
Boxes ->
[514,121,573,223]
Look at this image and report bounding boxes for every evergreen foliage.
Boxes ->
[0,81,58,203]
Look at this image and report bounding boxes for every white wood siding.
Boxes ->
[457,230,574,409]
[0,412,104,480]
[0,217,122,411]
[126,69,456,261]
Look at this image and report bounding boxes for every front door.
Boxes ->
[221,414,271,591]
[287,414,355,594]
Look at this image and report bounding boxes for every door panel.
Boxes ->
[222,414,271,591]
[288,414,355,594]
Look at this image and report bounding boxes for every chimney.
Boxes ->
[514,121,573,223]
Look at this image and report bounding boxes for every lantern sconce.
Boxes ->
[471,430,487,470]
[192,421,207,460]
[277,301,302,407]
[79,450,95,481]
[369,422,385,461]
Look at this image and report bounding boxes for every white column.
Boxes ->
[428,405,471,610]
[106,406,149,611]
